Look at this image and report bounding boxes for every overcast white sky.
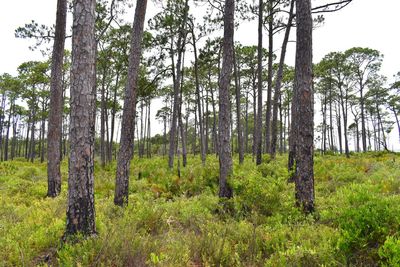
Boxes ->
[0,0,399,150]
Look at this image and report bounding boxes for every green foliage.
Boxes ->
[379,235,400,266]
[0,152,399,266]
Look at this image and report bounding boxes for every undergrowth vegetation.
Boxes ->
[0,152,399,266]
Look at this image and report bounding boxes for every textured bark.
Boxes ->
[271,0,294,158]
[265,0,274,154]
[255,0,263,165]
[114,0,147,206]
[218,0,234,199]
[293,0,315,214]
[233,47,244,164]
[66,0,97,236]
[168,0,189,169]
[47,0,67,197]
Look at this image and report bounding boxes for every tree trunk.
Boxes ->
[168,0,189,169]
[114,0,147,206]
[4,102,12,161]
[29,109,36,163]
[218,0,234,199]
[11,114,18,160]
[265,0,274,154]
[147,99,152,157]
[392,109,400,144]
[47,0,67,197]
[255,0,263,165]
[336,102,342,154]
[66,0,97,236]
[40,116,45,163]
[339,90,349,157]
[252,76,257,159]
[245,89,249,153]
[233,47,244,164]
[293,0,314,213]
[208,74,218,155]
[271,0,294,158]
[100,64,108,168]
[108,73,119,162]
[360,83,367,152]
[191,27,206,164]
[25,117,30,159]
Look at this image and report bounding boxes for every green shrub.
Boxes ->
[379,235,400,266]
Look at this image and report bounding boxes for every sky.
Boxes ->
[0,0,399,150]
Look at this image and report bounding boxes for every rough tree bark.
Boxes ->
[66,0,97,236]
[218,0,234,199]
[114,0,148,206]
[293,0,315,214]
[255,0,263,165]
[265,0,274,154]
[47,0,67,197]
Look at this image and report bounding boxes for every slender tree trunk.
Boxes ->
[4,102,12,161]
[271,0,294,158]
[25,117,30,159]
[168,0,189,169]
[376,105,387,150]
[40,115,45,163]
[233,46,244,164]
[0,93,5,161]
[392,109,400,144]
[255,0,263,165]
[108,73,119,162]
[279,95,284,154]
[356,118,360,152]
[191,27,205,164]
[29,108,36,163]
[252,76,257,159]
[339,92,349,157]
[147,99,152,157]
[179,53,187,166]
[360,83,367,152]
[210,88,218,154]
[114,0,147,206]
[11,115,18,160]
[293,0,314,214]
[66,0,96,236]
[245,89,249,153]
[47,0,67,197]
[265,0,274,154]
[322,95,327,154]
[100,64,108,168]
[336,102,343,154]
[218,0,234,199]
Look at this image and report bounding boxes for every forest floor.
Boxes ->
[1,152,400,266]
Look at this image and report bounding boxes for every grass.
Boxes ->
[0,152,399,266]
